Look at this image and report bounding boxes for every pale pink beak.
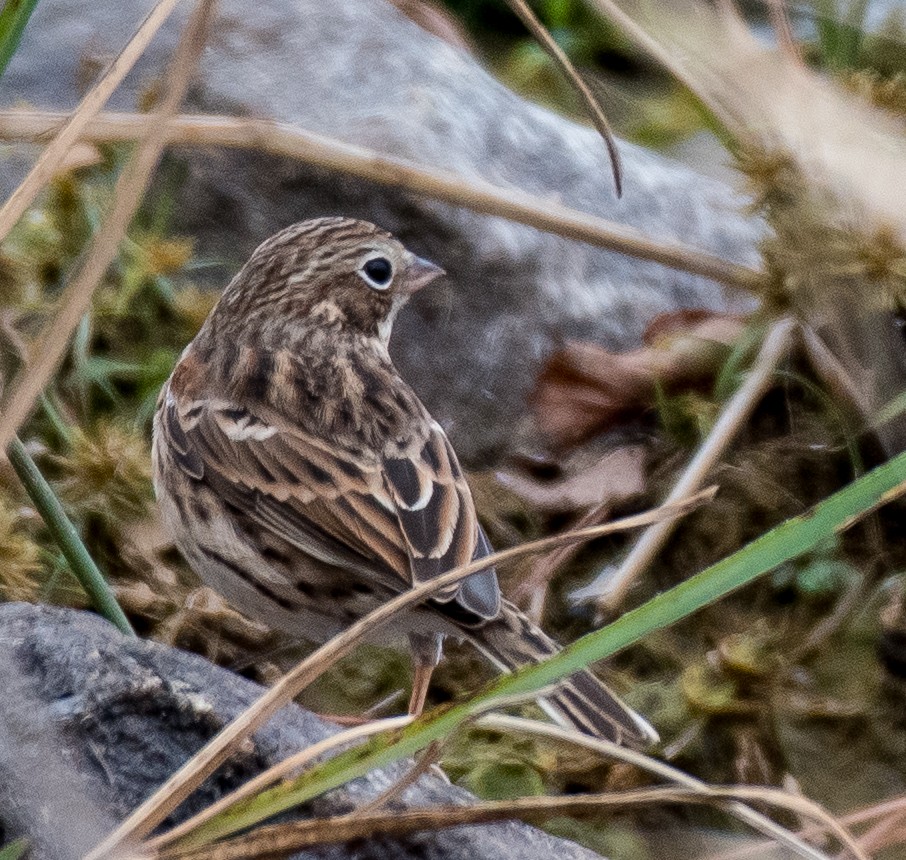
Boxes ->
[403,254,445,294]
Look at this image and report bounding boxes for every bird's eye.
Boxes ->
[360,257,393,290]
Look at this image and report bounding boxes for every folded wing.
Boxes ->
[161,393,500,619]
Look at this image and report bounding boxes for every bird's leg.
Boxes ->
[408,662,434,716]
[408,632,443,716]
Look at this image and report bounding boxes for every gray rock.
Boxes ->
[0,0,762,462]
[0,602,604,860]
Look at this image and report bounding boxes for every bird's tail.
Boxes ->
[469,601,658,748]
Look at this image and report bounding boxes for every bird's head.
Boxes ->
[213,217,445,344]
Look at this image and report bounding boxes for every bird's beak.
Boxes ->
[403,254,445,294]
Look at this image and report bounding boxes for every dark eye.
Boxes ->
[360,257,393,289]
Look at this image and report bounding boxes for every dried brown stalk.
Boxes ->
[0,110,766,293]
[151,753,859,860]
[85,489,714,860]
[161,716,851,860]
[705,791,906,860]
[503,0,623,194]
[765,0,803,64]
[480,716,862,860]
[0,0,181,246]
[0,0,214,457]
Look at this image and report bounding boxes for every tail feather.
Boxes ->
[469,601,658,748]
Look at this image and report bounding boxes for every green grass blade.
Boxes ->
[0,0,40,78]
[6,436,135,636]
[0,838,29,860]
[180,449,906,847]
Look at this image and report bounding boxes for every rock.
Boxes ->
[1,0,762,463]
[0,602,604,860]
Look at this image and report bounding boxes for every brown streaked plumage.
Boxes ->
[152,216,657,747]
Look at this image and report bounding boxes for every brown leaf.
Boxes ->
[502,445,646,616]
[643,308,747,348]
[497,445,646,512]
[533,310,747,447]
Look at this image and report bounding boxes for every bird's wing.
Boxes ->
[161,392,500,618]
[383,423,500,619]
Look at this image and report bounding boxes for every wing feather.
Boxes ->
[162,393,500,619]
[384,422,500,620]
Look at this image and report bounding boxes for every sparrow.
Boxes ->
[152,216,657,747]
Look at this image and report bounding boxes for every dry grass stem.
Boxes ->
[0,0,213,457]
[479,715,859,860]
[145,716,415,852]
[799,325,873,418]
[602,2,906,244]
[587,0,711,110]
[0,109,765,292]
[765,0,803,64]
[151,780,858,860]
[0,0,181,247]
[516,500,610,622]
[856,810,906,856]
[86,489,714,859]
[706,792,906,860]
[575,317,796,614]
[503,0,622,194]
[840,794,906,833]
[353,740,444,815]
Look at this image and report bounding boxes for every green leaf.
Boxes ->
[462,760,546,800]
[6,437,135,637]
[0,837,29,860]
[0,0,41,80]
[874,389,906,430]
[795,557,856,597]
[177,448,906,848]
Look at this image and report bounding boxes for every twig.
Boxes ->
[145,716,415,852]
[0,0,181,246]
[85,490,712,859]
[574,318,796,615]
[6,436,134,636]
[0,0,214,458]
[0,110,766,294]
[353,740,444,815]
[503,0,623,195]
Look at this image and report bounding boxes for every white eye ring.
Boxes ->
[358,255,394,290]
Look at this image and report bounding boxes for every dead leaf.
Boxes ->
[497,445,646,512]
[533,310,747,447]
[644,309,747,348]
[499,446,647,619]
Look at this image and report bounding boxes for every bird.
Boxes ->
[152,216,658,747]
